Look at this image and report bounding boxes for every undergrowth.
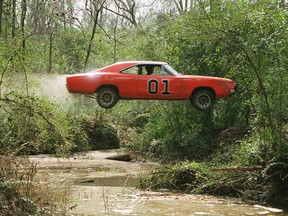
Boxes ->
[138,128,288,208]
[0,155,71,215]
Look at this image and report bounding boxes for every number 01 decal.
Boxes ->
[147,79,171,95]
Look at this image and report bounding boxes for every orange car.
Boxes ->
[66,61,235,110]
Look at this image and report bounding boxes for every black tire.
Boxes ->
[97,88,119,109]
[191,89,214,111]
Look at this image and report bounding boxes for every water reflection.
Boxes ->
[69,186,286,216]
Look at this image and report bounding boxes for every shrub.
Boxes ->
[138,161,210,193]
[0,93,73,156]
[67,114,91,152]
[130,102,218,161]
[83,116,120,150]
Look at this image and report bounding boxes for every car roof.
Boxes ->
[116,61,167,65]
[96,61,167,72]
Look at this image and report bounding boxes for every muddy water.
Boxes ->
[29,150,286,216]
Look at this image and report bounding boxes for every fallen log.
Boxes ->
[254,205,283,213]
[211,165,263,172]
[105,151,135,162]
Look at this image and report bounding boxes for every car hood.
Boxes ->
[177,74,232,82]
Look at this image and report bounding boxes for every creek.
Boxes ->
[29,150,286,216]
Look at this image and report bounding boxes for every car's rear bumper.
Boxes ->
[229,88,236,95]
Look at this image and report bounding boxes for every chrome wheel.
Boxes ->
[97,88,118,108]
[191,89,214,111]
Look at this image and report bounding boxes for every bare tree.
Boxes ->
[171,0,195,13]
[29,0,49,34]
[105,0,138,27]
[84,0,107,72]
[52,0,75,30]
[47,0,58,73]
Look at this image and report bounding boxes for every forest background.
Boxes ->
[0,0,288,214]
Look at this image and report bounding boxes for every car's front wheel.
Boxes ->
[97,88,119,109]
[191,89,214,111]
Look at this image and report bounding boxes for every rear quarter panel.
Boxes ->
[67,74,103,94]
[99,73,139,98]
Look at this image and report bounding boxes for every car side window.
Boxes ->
[121,66,139,75]
[153,66,162,75]
[142,65,167,76]
[121,65,173,76]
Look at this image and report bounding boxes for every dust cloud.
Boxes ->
[1,72,90,104]
[29,74,75,102]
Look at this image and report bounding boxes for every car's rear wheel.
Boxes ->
[191,89,214,111]
[97,88,119,109]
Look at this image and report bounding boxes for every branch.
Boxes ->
[211,165,263,172]
[241,47,273,130]
[0,96,58,134]
[104,7,137,26]
[0,49,20,99]
[104,0,138,27]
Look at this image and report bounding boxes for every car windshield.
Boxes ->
[162,64,179,76]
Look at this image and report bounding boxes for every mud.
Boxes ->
[29,150,286,216]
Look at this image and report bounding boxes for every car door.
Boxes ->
[138,65,181,99]
[117,66,140,98]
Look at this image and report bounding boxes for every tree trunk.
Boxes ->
[48,33,53,73]
[84,1,106,72]
[112,8,119,63]
[106,152,135,162]
[84,11,99,72]
[12,0,16,39]
[0,0,3,37]
[21,0,27,61]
